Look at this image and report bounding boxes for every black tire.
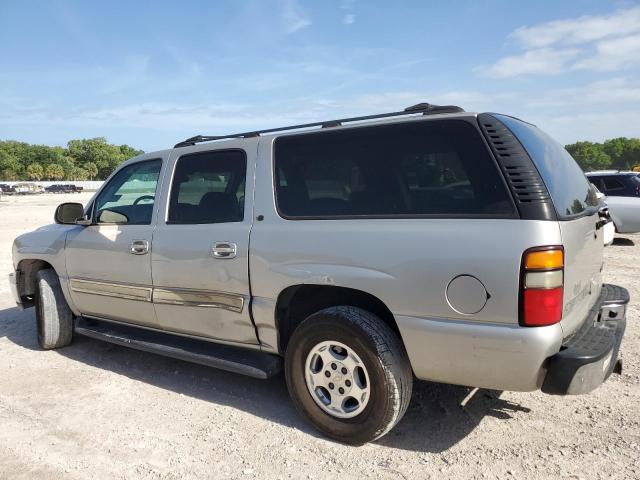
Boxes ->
[35,269,73,350]
[285,306,413,445]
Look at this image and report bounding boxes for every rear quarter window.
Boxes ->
[494,115,598,219]
[274,119,515,219]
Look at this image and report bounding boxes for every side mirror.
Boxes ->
[54,203,87,225]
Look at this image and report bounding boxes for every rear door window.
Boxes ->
[274,120,515,218]
[168,150,246,224]
[603,177,626,193]
[494,115,598,218]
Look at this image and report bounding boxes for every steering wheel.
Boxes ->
[133,195,155,205]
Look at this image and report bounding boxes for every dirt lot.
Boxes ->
[0,193,638,480]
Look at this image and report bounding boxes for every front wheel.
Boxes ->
[35,269,73,349]
[285,306,413,445]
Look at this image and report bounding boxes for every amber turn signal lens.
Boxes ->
[524,249,563,270]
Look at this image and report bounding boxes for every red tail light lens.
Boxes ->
[520,247,564,327]
[523,287,563,326]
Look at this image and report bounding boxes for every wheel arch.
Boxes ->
[16,258,56,307]
[275,284,401,354]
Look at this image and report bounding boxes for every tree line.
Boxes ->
[565,137,640,172]
[0,138,143,181]
[1,135,639,182]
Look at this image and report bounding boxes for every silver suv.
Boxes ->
[9,103,629,444]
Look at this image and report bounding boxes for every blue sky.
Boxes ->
[1,0,640,151]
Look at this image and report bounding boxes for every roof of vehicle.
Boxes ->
[172,102,472,149]
[586,171,639,176]
[122,104,520,173]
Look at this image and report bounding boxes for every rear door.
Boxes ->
[150,141,259,345]
[495,115,603,337]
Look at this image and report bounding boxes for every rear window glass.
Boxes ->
[274,120,515,218]
[495,115,598,218]
[168,150,246,224]
[603,178,626,192]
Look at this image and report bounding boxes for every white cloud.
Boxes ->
[340,0,356,9]
[477,48,581,78]
[512,6,640,48]
[523,78,640,108]
[343,14,355,25]
[480,6,640,77]
[281,0,311,33]
[573,34,640,71]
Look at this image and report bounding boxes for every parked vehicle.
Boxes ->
[587,171,640,198]
[587,172,640,234]
[45,184,82,194]
[0,183,17,194]
[596,194,640,235]
[9,103,628,444]
[13,182,44,195]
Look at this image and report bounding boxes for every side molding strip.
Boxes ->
[70,278,244,313]
[70,279,152,302]
[153,288,244,313]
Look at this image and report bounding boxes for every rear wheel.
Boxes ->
[285,306,412,444]
[35,269,73,349]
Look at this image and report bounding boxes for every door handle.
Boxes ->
[130,240,150,255]
[211,242,237,259]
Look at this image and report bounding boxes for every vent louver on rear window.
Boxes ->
[477,113,557,221]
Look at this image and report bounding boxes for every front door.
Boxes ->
[65,158,163,327]
[151,146,258,345]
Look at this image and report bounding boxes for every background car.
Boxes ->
[587,171,640,198]
[13,182,44,194]
[44,184,82,193]
[590,181,640,234]
[0,183,17,194]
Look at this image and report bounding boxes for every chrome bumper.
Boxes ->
[9,271,22,308]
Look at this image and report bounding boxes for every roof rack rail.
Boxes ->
[174,102,464,148]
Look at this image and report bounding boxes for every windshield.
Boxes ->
[495,115,598,219]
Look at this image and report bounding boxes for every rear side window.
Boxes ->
[274,120,515,218]
[168,150,246,224]
[603,177,626,192]
[495,115,598,218]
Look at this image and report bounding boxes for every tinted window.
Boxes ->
[94,159,162,225]
[603,177,626,192]
[168,150,246,224]
[274,120,514,218]
[495,115,598,218]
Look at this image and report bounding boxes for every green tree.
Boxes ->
[45,163,65,180]
[603,137,640,170]
[2,169,18,181]
[84,162,98,180]
[26,163,44,181]
[565,141,611,171]
[0,150,22,179]
[67,166,89,180]
[1,138,144,181]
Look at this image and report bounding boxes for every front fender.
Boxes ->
[12,224,80,312]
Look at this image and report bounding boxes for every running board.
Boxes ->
[74,317,282,379]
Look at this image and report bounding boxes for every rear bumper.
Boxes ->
[542,284,628,395]
[9,271,22,308]
[396,314,564,392]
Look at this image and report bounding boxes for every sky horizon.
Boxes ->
[1,0,640,152]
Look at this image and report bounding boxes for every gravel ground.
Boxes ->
[0,193,638,480]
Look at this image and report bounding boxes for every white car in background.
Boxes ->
[591,181,640,236]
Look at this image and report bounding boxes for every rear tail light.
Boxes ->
[520,247,564,327]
